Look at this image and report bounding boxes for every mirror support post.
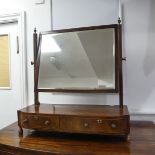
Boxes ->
[33,28,40,105]
[118,18,123,108]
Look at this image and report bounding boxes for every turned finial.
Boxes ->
[118,17,121,24]
[34,28,37,33]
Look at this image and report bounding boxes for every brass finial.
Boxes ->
[118,17,121,24]
[34,27,37,33]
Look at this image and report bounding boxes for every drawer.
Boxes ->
[21,114,59,131]
[60,116,129,134]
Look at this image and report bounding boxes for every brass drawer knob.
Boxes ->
[84,122,89,128]
[44,120,50,125]
[97,119,103,124]
[111,123,117,128]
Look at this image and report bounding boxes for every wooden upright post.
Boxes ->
[33,28,40,105]
[118,18,123,108]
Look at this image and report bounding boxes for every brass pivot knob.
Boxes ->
[122,57,126,61]
[31,61,34,65]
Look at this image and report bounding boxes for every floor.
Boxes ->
[0,121,155,155]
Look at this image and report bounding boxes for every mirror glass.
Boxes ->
[38,27,117,91]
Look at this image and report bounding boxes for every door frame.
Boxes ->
[0,12,27,108]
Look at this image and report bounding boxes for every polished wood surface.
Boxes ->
[0,121,155,155]
[19,104,129,117]
[18,104,130,137]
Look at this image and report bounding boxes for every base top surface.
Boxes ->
[19,104,129,117]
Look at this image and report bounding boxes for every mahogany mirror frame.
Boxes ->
[33,23,123,107]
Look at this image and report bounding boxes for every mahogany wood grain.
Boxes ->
[19,104,129,117]
[36,24,119,94]
[118,21,123,108]
[33,29,39,105]
[0,121,155,155]
[17,104,130,138]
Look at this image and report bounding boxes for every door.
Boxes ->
[0,22,22,129]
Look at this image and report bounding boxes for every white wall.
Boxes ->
[0,0,52,106]
[0,0,51,128]
[122,0,155,114]
[48,0,155,119]
[52,0,119,29]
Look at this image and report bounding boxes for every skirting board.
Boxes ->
[130,113,155,123]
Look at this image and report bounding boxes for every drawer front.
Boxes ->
[21,114,59,131]
[60,116,129,134]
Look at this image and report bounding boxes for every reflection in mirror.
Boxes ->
[38,28,116,90]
